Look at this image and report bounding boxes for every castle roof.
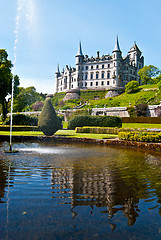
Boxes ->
[129,42,142,53]
[76,41,83,56]
[113,35,121,52]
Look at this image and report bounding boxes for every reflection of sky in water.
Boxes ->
[0,142,161,240]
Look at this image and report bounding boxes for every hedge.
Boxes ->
[68,115,122,130]
[75,127,119,134]
[0,126,39,131]
[118,131,161,142]
[4,114,38,126]
[122,117,161,123]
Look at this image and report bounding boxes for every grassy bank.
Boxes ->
[0,130,117,139]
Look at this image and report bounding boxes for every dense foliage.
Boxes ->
[13,87,41,112]
[125,81,139,93]
[38,99,62,136]
[4,114,38,126]
[118,131,161,142]
[138,65,160,84]
[135,103,148,117]
[68,115,122,130]
[0,49,20,120]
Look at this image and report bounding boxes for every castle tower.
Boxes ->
[75,41,84,89]
[55,63,60,92]
[112,36,122,87]
[128,42,144,82]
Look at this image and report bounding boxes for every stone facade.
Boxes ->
[55,36,144,93]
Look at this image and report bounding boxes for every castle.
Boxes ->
[55,36,144,93]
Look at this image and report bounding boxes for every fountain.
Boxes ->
[4,0,35,152]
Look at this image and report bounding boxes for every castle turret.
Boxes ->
[75,41,84,89]
[55,63,60,92]
[128,42,144,82]
[112,36,122,87]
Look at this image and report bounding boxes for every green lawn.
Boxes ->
[0,130,117,139]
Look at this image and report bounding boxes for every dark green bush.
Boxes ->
[68,115,122,130]
[4,114,38,126]
[135,103,148,117]
[38,99,62,136]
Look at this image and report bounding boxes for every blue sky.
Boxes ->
[1,0,161,94]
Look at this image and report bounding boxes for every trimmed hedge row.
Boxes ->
[75,127,119,134]
[4,114,38,126]
[68,115,122,130]
[0,126,39,131]
[118,131,161,142]
[122,117,161,124]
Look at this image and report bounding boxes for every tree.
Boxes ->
[13,86,41,112]
[0,49,12,120]
[125,80,139,93]
[38,98,61,136]
[0,49,20,120]
[138,65,160,85]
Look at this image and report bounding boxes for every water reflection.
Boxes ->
[0,142,161,239]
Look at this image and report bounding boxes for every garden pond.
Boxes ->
[0,141,161,239]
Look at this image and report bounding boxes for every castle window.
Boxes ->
[90,82,93,86]
[114,62,115,66]
[107,81,109,85]
[85,73,88,80]
[113,80,115,84]
[78,66,80,70]
[61,80,62,85]
[82,67,84,70]
[91,73,93,79]
[60,87,62,91]
[107,72,110,78]
[78,82,79,87]
[96,65,99,69]
[96,72,99,79]
[108,64,110,68]
[102,64,104,69]
[71,84,73,88]
[85,82,87,87]
[91,66,93,70]
[96,82,98,86]
[102,72,104,78]
[86,66,88,70]
[82,74,84,80]
[101,81,104,86]
[114,54,115,58]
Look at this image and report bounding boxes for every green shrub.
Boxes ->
[4,114,38,126]
[38,99,62,136]
[75,127,119,134]
[68,115,122,130]
[118,131,161,142]
[125,81,139,93]
[135,103,148,117]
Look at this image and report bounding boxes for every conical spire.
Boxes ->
[113,35,121,52]
[77,41,83,56]
[56,63,60,73]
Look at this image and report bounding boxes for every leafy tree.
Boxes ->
[125,80,139,93]
[138,65,160,85]
[13,86,41,112]
[38,98,61,136]
[0,49,19,120]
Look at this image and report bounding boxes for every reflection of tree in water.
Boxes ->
[0,159,9,203]
[51,163,147,228]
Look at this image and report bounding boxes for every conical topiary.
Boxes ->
[38,98,61,136]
